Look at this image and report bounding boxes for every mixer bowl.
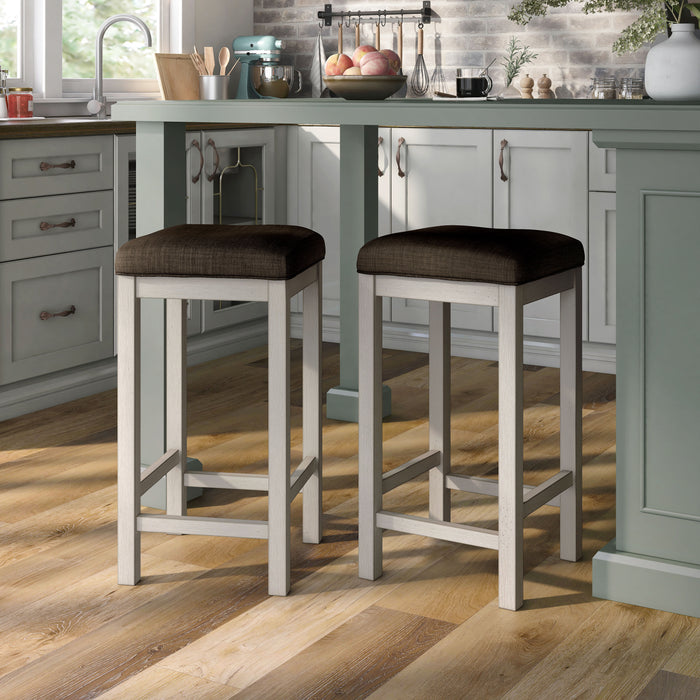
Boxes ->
[252,64,302,98]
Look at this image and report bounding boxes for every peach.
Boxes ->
[359,51,392,76]
[380,48,401,72]
[325,53,353,76]
[352,44,376,67]
[343,66,362,76]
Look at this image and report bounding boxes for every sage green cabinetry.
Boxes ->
[588,135,617,345]
[0,136,115,394]
[291,126,343,318]
[116,128,281,341]
[383,127,494,332]
[493,130,589,340]
[186,128,278,334]
[292,126,613,371]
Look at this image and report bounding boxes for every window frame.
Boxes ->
[19,0,194,100]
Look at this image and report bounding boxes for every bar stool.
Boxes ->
[115,223,325,596]
[357,225,584,610]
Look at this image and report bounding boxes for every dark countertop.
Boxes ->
[0,117,266,139]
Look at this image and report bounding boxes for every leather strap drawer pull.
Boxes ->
[378,136,385,177]
[188,138,204,184]
[498,139,508,182]
[40,160,77,171]
[39,218,76,231]
[205,138,221,182]
[396,136,406,178]
[39,305,76,321]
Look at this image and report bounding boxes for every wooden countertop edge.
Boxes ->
[0,119,266,139]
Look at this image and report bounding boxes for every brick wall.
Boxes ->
[253,0,649,97]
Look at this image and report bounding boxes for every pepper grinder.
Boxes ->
[537,73,554,99]
[519,73,534,99]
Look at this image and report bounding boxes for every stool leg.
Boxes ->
[117,276,141,585]
[166,298,187,517]
[268,281,291,596]
[429,301,451,522]
[302,264,323,544]
[559,268,583,561]
[498,285,524,611]
[358,273,383,580]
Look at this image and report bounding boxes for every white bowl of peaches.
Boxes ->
[323,45,406,100]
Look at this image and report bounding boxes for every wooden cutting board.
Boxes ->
[155,53,200,100]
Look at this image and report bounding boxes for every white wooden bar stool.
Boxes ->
[115,224,325,596]
[357,225,583,610]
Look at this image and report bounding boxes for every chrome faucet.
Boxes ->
[87,14,152,119]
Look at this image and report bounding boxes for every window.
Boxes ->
[0,0,21,78]
[14,0,193,99]
[62,1,159,79]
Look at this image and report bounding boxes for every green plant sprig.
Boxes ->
[501,36,539,87]
[508,0,700,54]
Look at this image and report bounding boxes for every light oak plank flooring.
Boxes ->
[0,341,697,699]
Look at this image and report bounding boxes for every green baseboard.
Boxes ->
[593,539,700,618]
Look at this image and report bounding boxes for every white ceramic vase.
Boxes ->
[644,23,700,100]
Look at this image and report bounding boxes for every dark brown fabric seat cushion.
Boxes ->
[115,224,326,280]
[357,225,584,285]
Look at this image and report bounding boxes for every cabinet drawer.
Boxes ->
[0,136,114,199]
[0,247,114,384]
[0,191,114,262]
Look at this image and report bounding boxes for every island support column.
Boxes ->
[592,130,700,617]
[326,124,391,421]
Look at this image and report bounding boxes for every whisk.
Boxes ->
[430,32,447,96]
[410,23,429,97]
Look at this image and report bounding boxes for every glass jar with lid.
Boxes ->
[7,87,33,118]
[619,77,645,99]
[590,77,617,100]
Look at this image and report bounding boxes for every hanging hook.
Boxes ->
[345,14,351,28]
[380,10,387,26]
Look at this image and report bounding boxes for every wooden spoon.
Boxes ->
[204,46,215,76]
[218,46,230,76]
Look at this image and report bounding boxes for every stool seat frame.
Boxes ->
[358,267,582,610]
[117,263,322,596]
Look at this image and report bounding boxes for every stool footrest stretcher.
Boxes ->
[445,472,571,512]
[382,450,441,494]
[140,449,180,496]
[137,513,268,539]
[290,456,318,499]
[375,510,499,550]
[522,470,573,517]
[184,471,269,491]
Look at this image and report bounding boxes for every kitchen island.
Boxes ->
[111,97,700,618]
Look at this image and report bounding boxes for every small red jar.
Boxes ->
[7,87,33,118]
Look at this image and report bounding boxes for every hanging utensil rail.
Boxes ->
[318,2,432,27]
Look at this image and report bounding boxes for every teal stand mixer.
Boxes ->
[233,35,300,99]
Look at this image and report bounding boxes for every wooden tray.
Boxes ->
[155,53,199,100]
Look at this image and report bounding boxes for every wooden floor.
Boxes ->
[0,342,698,699]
